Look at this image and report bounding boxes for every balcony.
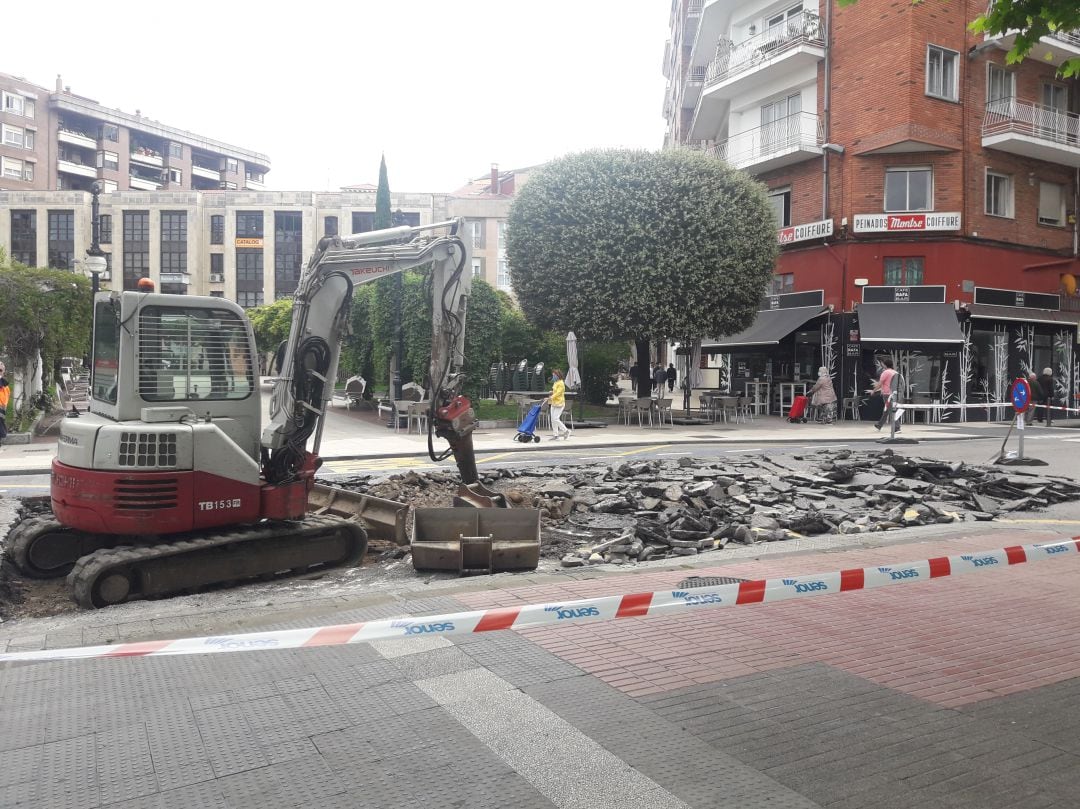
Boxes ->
[192,164,220,181]
[130,148,164,168]
[684,0,703,37]
[707,112,824,173]
[57,127,96,149]
[682,65,707,110]
[705,12,824,95]
[129,174,163,191]
[160,273,191,286]
[982,27,1080,67]
[983,99,1080,167]
[57,158,97,179]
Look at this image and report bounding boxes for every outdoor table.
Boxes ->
[744,382,771,416]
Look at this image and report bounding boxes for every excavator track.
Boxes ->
[67,514,368,609]
[6,517,116,579]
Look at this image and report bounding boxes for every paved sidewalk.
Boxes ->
[2,526,1079,808]
[0,410,1015,476]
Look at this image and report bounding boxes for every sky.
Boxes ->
[4,0,670,193]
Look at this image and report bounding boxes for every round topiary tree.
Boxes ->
[506,148,778,390]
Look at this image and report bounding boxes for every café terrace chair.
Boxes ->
[654,398,675,428]
[632,398,654,428]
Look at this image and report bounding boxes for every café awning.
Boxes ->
[965,303,1080,327]
[856,302,963,343]
[702,306,830,350]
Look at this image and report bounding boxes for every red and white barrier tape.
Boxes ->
[2,537,1078,665]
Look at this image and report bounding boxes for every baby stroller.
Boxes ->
[514,402,544,443]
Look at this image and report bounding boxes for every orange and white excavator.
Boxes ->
[7,218,503,607]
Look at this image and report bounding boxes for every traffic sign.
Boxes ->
[1011,377,1031,414]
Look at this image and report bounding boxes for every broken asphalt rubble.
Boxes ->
[338,449,1080,569]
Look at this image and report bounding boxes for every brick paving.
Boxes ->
[2,528,1080,807]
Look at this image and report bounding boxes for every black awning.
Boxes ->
[965,303,1080,327]
[703,306,829,350]
[856,302,963,344]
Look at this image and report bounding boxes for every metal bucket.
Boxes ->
[411,508,541,575]
[308,484,408,546]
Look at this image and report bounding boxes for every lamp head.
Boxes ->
[82,255,107,277]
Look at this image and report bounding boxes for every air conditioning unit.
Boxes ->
[209,273,224,283]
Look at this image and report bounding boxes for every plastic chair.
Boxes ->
[843,397,863,421]
[632,398,654,427]
[407,401,430,434]
[391,400,413,432]
[617,396,635,425]
[654,398,674,428]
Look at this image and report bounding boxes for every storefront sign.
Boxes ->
[845,344,860,357]
[852,212,961,233]
[862,285,947,304]
[235,237,264,248]
[973,287,1060,311]
[778,219,833,245]
[759,290,826,311]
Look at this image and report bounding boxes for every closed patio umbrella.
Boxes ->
[565,331,582,390]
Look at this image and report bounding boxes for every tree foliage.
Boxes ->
[246,297,293,367]
[462,279,502,394]
[972,0,1080,77]
[506,149,778,347]
[0,258,91,400]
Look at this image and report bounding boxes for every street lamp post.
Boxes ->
[391,209,406,402]
[82,181,107,374]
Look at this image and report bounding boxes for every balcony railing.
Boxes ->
[706,112,823,170]
[1048,28,1080,48]
[688,65,707,84]
[706,11,825,87]
[984,98,1080,145]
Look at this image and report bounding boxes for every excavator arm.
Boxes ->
[261,219,481,489]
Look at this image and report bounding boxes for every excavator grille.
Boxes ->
[113,478,180,511]
[118,432,178,468]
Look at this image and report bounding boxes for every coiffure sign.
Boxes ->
[777,219,833,245]
[853,212,961,233]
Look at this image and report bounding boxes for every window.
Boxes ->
[246,170,264,184]
[226,158,238,174]
[209,291,225,298]
[47,210,75,270]
[469,220,485,248]
[926,45,959,101]
[885,166,932,212]
[102,180,118,192]
[101,123,119,142]
[168,168,182,185]
[1,156,32,181]
[236,250,264,282]
[1042,83,1067,112]
[2,91,28,116]
[760,94,801,152]
[235,211,263,238]
[137,306,254,402]
[161,212,188,273]
[97,150,119,171]
[497,221,508,250]
[986,64,1015,103]
[883,257,925,285]
[123,211,150,289]
[274,211,303,297]
[324,216,338,237]
[10,210,36,266]
[99,214,112,244]
[352,211,376,233]
[497,258,511,290]
[210,254,224,275]
[768,187,792,227]
[169,142,182,159]
[210,215,225,244]
[123,211,150,242]
[237,291,264,308]
[471,258,484,279]
[3,124,26,147]
[771,273,794,295]
[985,171,1013,218]
[1038,181,1065,226]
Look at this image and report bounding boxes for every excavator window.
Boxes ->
[137,306,254,402]
[91,300,121,404]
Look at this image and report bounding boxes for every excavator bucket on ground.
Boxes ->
[411,507,541,575]
[308,484,408,547]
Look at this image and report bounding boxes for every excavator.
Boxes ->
[6,218,529,608]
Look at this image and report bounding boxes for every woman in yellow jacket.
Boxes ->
[544,368,572,440]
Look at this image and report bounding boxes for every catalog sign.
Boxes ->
[852,212,961,233]
[777,219,833,245]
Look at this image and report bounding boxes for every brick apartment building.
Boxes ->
[1,73,270,194]
[663,0,1080,418]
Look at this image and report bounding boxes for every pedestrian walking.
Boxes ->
[544,368,571,440]
[809,366,837,424]
[0,364,9,447]
[629,364,639,395]
[652,365,666,396]
[873,358,901,432]
[1038,367,1054,426]
[666,363,677,392]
